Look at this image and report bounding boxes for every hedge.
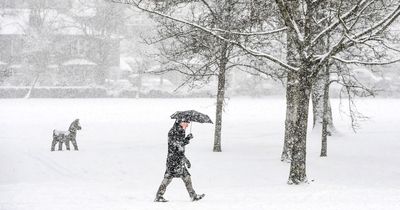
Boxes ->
[0,87,217,98]
[0,87,108,98]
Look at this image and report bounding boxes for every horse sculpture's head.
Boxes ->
[69,119,82,132]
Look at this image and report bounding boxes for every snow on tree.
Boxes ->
[111,0,285,152]
[109,0,400,184]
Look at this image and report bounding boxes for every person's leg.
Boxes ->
[155,176,173,201]
[182,175,196,199]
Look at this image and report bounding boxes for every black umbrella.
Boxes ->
[170,110,213,124]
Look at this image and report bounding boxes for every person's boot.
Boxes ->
[191,194,205,201]
[154,196,168,202]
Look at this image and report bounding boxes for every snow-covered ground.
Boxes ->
[0,98,399,210]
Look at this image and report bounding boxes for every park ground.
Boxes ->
[0,97,399,210]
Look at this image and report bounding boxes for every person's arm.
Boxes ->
[183,156,191,168]
[169,131,186,152]
[182,133,193,145]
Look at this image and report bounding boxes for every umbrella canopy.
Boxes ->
[171,110,213,124]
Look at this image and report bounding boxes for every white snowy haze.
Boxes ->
[0,0,399,98]
[1,0,400,210]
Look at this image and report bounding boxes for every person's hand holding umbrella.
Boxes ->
[186,133,194,140]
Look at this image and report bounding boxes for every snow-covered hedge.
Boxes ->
[0,87,108,98]
[0,87,188,98]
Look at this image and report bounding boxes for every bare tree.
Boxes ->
[109,0,400,184]
[152,1,247,152]
[112,0,284,152]
[70,0,127,85]
[23,0,60,98]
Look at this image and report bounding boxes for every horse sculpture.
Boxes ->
[51,119,82,151]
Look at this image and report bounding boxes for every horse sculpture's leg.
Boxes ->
[65,139,71,150]
[58,141,63,151]
[51,139,57,151]
[70,138,78,150]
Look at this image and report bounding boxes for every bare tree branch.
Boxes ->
[332,56,400,65]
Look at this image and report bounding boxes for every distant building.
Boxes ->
[0,0,120,86]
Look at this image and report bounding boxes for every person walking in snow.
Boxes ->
[154,118,205,202]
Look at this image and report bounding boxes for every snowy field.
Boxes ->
[0,97,399,210]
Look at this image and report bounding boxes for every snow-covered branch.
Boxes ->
[210,27,287,36]
[352,4,400,41]
[332,56,400,66]
[199,0,219,22]
[109,0,298,72]
[275,0,306,45]
[311,0,370,47]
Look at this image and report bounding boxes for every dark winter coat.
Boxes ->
[164,122,192,178]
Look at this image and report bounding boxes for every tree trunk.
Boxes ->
[312,73,334,134]
[213,43,228,152]
[136,73,142,98]
[281,71,297,162]
[24,73,40,99]
[288,73,312,184]
[312,0,335,135]
[281,24,298,162]
[320,64,330,157]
